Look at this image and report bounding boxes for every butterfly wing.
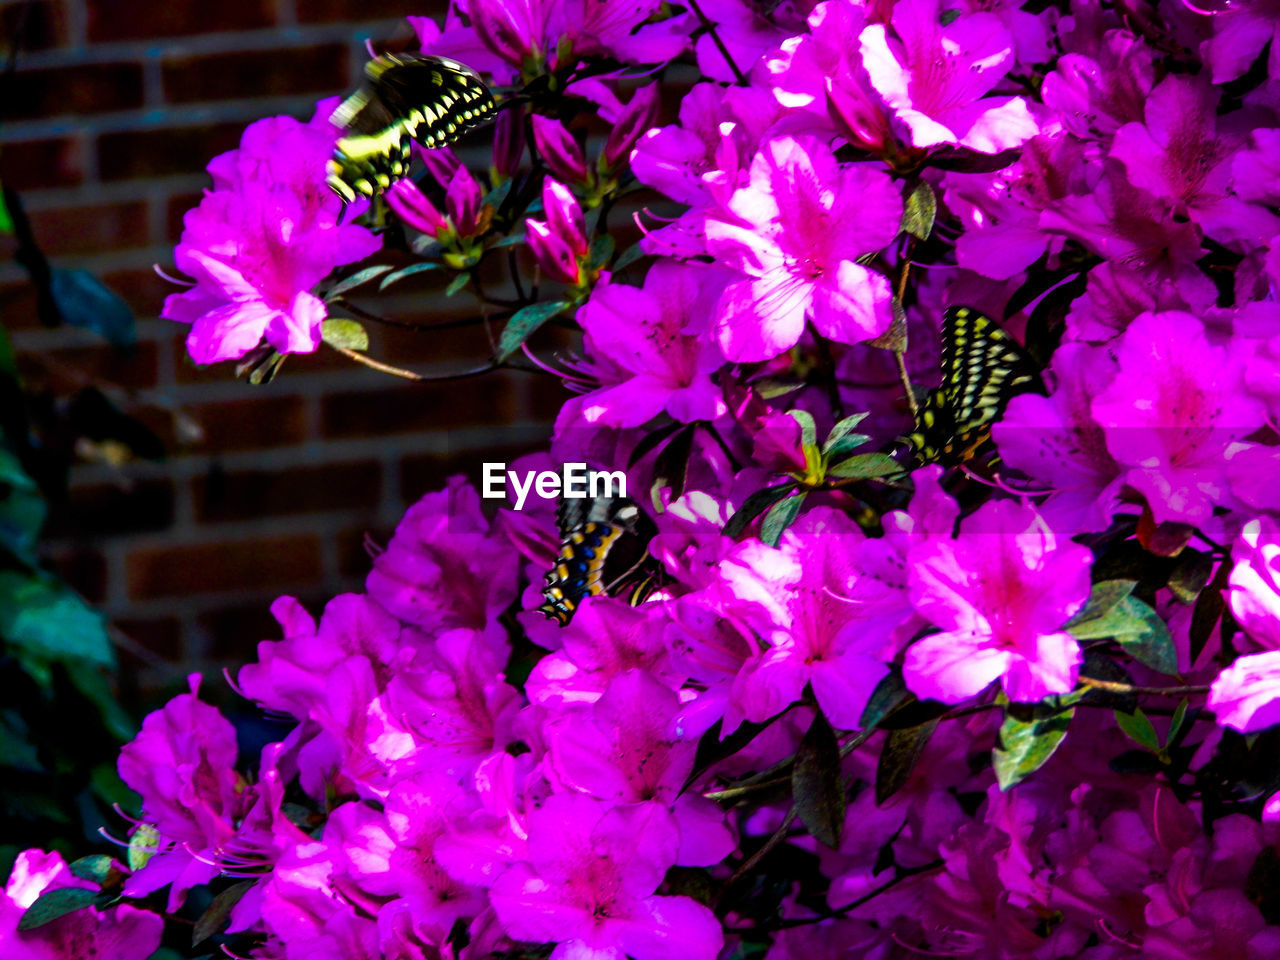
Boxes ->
[327,54,495,204]
[904,305,1044,467]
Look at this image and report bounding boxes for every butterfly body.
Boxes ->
[327,53,495,205]
[903,305,1044,467]
[538,490,657,626]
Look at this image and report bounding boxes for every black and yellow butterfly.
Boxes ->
[538,490,659,626]
[902,305,1045,467]
[326,53,495,207]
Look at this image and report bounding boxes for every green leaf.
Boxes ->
[827,452,903,480]
[588,234,615,269]
[859,669,911,731]
[490,231,528,248]
[867,298,908,352]
[325,264,392,299]
[1168,549,1214,604]
[445,272,470,297]
[901,182,937,240]
[0,186,13,235]
[1168,698,1189,746]
[752,377,805,400]
[0,710,42,772]
[69,855,118,886]
[1066,579,1137,627]
[822,412,871,460]
[193,879,256,947]
[17,887,99,930]
[723,483,798,539]
[496,300,571,361]
[128,824,160,872]
[0,447,47,568]
[0,572,115,673]
[321,318,369,351]
[48,269,135,348]
[792,713,845,849]
[612,243,648,273]
[993,698,1075,790]
[876,720,938,804]
[761,491,806,547]
[65,660,136,741]
[378,262,442,289]
[1068,595,1177,675]
[1190,559,1231,663]
[1114,708,1159,751]
[786,410,817,448]
[0,321,16,378]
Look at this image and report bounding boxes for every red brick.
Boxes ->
[320,375,515,439]
[296,0,445,23]
[97,122,246,182]
[0,136,85,190]
[164,191,204,246]
[187,395,311,453]
[529,369,571,420]
[15,339,160,394]
[26,200,150,257]
[201,591,332,660]
[335,524,389,579]
[0,280,40,332]
[45,547,109,604]
[100,266,179,317]
[7,62,145,121]
[162,44,350,105]
[398,440,545,503]
[126,533,323,599]
[1,1,70,52]
[44,478,174,537]
[87,0,275,42]
[115,616,183,661]
[192,460,381,523]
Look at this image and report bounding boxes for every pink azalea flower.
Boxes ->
[566,261,728,428]
[0,850,163,960]
[706,135,901,362]
[1110,74,1280,250]
[719,508,892,728]
[906,500,1092,703]
[161,100,381,364]
[1208,651,1280,734]
[489,794,723,960]
[859,0,1039,154]
[1040,29,1156,140]
[385,165,486,241]
[545,669,735,866]
[993,342,1126,536]
[1228,518,1280,652]
[1090,311,1265,526]
[526,178,590,286]
[532,115,590,186]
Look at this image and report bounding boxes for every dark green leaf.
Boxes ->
[378,262,443,289]
[65,660,136,741]
[444,272,470,297]
[1190,559,1231,663]
[1168,698,1189,746]
[876,720,937,804]
[325,264,393,299]
[0,322,15,377]
[822,415,871,461]
[859,669,911,731]
[0,447,46,568]
[0,187,12,235]
[48,269,135,347]
[0,572,115,673]
[193,879,256,947]
[1114,708,1159,751]
[1069,595,1177,675]
[827,452,903,480]
[612,243,648,273]
[17,887,99,930]
[0,711,42,772]
[761,492,806,547]
[496,300,571,361]
[1066,579,1137,628]
[588,234,615,269]
[687,718,772,792]
[901,182,936,240]
[993,698,1074,790]
[723,483,798,539]
[490,231,528,248]
[784,410,817,449]
[1168,549,1214,604]
[792,713,845,848]
[69,855,118,886]
[320,318,369,351]
[752,377,806,400]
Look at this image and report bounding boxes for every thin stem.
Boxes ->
[686,0,747,85]
[717,803,798,909]
[1078,676,1210,697]
[334,297,499,331]
[328,344,498,381]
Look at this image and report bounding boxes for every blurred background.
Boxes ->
[0,0,565,702]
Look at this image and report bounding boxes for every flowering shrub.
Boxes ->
[14,0,1280,958]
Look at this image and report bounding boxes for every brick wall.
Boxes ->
[0,0,563,694]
